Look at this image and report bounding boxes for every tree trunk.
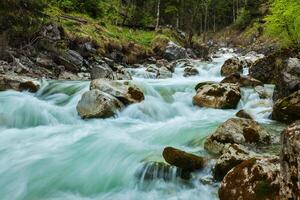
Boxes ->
[155,0,161,30]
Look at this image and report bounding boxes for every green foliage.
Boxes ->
[0,0,46,46]
[266,0,300,46]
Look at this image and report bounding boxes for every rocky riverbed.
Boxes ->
[0,45,299,200]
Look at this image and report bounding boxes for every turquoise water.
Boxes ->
[0,51,277,200]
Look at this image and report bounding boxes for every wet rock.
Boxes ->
[156,59,173,72]
[183,67,199,77]
[113,65,132,80]
[273,58,300,100]
[76,89,124,119]
[90,64,115,80]
[204,118,271,155]
[90,79,144,105]
[220,57,243,76]
[193,83,241,109]
[254,86,270,99]
[56,50,84,72]
[135,161,190,181]
[0,74,40,92]
[236,110,253,119]
[280,121,300,199]
[213,144,252,181]
[272,90,300,123]
[162,147,207,171]
[221,73,263,87]
[164,42,187,61]
[219,157,280,200]
[194,81,217,91]
[146,64,172,79]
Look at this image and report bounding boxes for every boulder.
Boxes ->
[90,79,144,105]
[164,42,187,61]
[162,147,207,171]
[221,73,263,87]
[193,83,241,109]
[36,56,56,69]
[40,23,62,41]
[57,50,84,72]
[272,90,300,123]
[135,161,190,181]
[113,65,132,80]
[273,58,300,100]
[76,89,124,119]
[90,64,115,80]
[220,57,243,76]
[280,121,300,199]
[213,144,252,181]
[0,74,40,92]
[146,64,172,79]
[194,81,217,91]
[236,109,253,119]
[219,157,280,200]
[183,67,199,77]
[204,118,271,155]
[79,42,97,58]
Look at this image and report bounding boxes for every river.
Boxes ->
[0,49,280,200]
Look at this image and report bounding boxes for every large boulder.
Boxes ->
[273,58,300,100]
[112,65,132,80]
[272,90,300,123]
[193,83,241,109]
[164,42,187,61]
[76,89,124,119]
[0,74,40,92]
[220,57,243,76]
[221,73,263,87]
[90,79,144,105]
[219,157,280,200]
[204,118,271,155]
[280,121,300,199]
[162,147,207,171]
[213,144,253,181]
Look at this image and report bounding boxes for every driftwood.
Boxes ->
[59,15,88,24]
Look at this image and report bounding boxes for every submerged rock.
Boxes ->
[0,74,40,92]
[280,121,300,199]
[220,57,243,76]
[204,118,271,155]
[219,157,280,200]
[236,109,253,120]
[272,90,300,123]
[193,83,241,109]
[221,73,263,87]
[135,161,190,181]
[183,67,199,77]
[90,79,144,105]
[254,85,270,99]
[76,89,124,119]
[162,147,207,171]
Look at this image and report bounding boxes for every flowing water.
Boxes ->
[0,49,281,200]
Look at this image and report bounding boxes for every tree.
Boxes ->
[266,0,300,46]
